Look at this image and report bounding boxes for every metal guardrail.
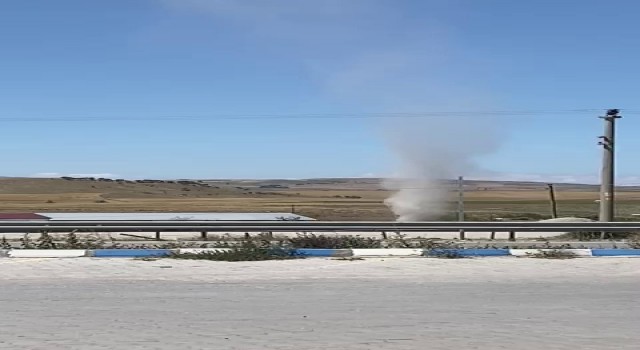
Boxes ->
[0,221,638,233]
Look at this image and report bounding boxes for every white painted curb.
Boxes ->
[8,250,87,258]
[351,248,424,257]
[509,249,593,257]
[177,248,231,254]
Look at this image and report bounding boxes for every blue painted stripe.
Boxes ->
[92,249,172,258]
[81,248,640,258]
[458,249,511,257]
[427,249,510,257]
[294,249,343,257]
[591,249,640,256]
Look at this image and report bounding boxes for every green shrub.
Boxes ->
[36,232,56,249]
[526,249,577,259]
[64,232,81,248]
[628,234,640,249]
[287,233,382,249]
[0,236,11,249]
[80,233,106,249]
[170,241,302,262]
[559,231,639,240]
[20,234,34,249]
[416,238,460,250]
[424,249,465,259]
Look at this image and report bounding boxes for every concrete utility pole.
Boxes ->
[457,176,465,222]
[457,176,465,240]
[598,109,621,222]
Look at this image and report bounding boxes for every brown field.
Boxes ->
[1,177,640,220]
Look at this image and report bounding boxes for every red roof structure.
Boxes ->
[0,213,50,220]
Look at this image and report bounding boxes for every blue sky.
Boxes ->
[1,0,639,183]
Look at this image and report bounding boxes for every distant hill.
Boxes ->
[1,176,639,198]
[202,177,640,192]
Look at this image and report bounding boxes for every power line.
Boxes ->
[0,109,633,122]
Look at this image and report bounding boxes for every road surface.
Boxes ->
[1,258,638,349]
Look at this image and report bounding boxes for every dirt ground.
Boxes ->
[1,177,640,220]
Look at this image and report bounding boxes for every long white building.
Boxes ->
[34,212,315,221]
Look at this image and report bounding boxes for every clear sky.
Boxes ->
[1,0,639,183]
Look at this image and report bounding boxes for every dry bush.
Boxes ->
[628,234,640,249]
[526,249,577,259]
[170,241,301,262]
[287,233,382,249]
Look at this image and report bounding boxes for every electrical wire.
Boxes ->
[1,108,634,122]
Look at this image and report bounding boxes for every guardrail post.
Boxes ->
[200,232,208,240]
[155,231,161,241]
[508,231,516,241]
[381,231,388,240]
[490,232,495,240]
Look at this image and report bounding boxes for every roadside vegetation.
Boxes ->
[556,230,640,240]
[525,249,578,259]
[1,231,639,263]
[1,232,461,250]
[424,249,466,259]
[170,241,302,262]
[628,234,640,249]
[2,231,638,250]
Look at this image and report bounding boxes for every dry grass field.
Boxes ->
[1,177,640,220]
